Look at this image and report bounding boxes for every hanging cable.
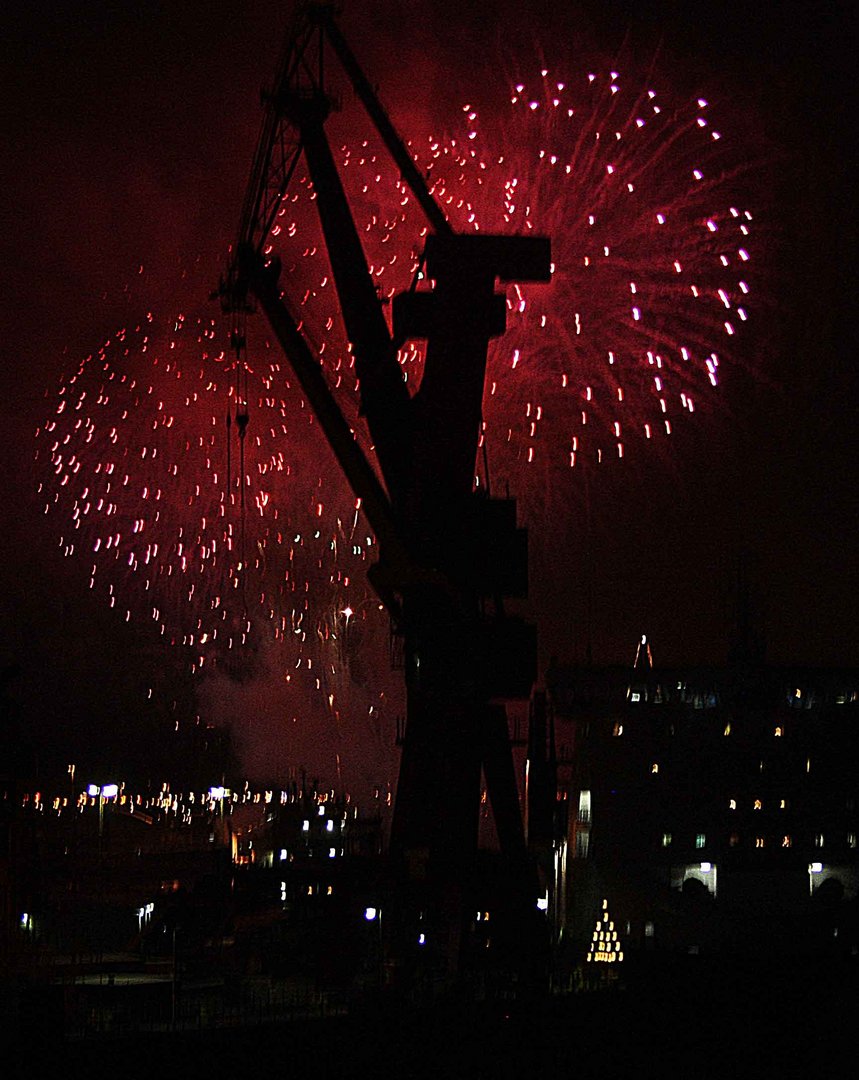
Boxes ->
[225,406,233,509]
[228,309,250,613]
[481,438,492,497]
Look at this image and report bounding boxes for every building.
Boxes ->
[539,638,859,968]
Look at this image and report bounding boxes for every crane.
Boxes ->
[218,2,552,991]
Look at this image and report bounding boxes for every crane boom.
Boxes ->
[312,4,453,237]
[238,246,407,575]
[218,1,553,991]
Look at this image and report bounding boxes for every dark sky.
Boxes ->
[2,1,856,788]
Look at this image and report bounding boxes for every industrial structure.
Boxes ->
[538,639,859,968]
[217,3,551,988]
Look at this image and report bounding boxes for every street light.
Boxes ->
[88,782,118,840]
[209,785,230,818]
[808,862,824,896]
[364,906,383,987]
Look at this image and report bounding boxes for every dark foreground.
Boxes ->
[12,957,857,1079]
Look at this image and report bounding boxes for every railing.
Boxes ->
[64,980,350,1040]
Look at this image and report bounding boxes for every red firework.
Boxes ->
[35,50,760,694]
[410,65,759,509]
[34,311,388,701]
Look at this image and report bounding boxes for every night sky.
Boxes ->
[2,1,856,794]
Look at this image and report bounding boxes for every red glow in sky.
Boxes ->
[3,1,855,794]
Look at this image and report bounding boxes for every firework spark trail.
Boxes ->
[405,65,759,522]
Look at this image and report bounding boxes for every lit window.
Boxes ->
[723,723,732,736]
[613,723,623,736]
[575,830,590,859]
[782,836,792,848]
[695,833,706,849]
[302,819,309,832]
[755,836,765,849]
[780,799,788,809]
[326,819,334,832]
[729,799,737,810]
[644,921,655,937]
[815,834,824,848]
[774,726,783,737]
[661,832,672,847]
[651,763,659,774]
[848,833,857,849]
[578,790,592,824]
[754,799,762,811]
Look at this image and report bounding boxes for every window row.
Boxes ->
[661,831,857,850]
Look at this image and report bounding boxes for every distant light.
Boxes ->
[364,906,378,921]
[809,862,823,874]
[302,820,309,832]
[209,785,226,799]
[101,784,119,799]
[537,894,549,912]
[700,862,712,872]
[418,932,426,945]
[87,784,99,797]
[279,849,287,861]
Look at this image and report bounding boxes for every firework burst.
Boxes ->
[405,63,760,524]
[34,310,388,697]
[35,46,761,743]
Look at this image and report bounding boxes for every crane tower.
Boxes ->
[219,3,552,989]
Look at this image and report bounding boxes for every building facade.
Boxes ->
[542,641,859,966]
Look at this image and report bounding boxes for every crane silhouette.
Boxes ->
[218,2,552,991]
